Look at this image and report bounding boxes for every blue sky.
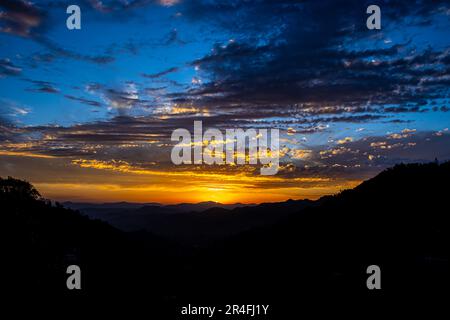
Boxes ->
[1,0,214,125]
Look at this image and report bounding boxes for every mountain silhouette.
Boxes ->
[2,162,449,313]
[66,199,313,245]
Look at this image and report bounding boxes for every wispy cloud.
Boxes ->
[25,79,59,94]
[0,58,22,77]
[142,66,179,79]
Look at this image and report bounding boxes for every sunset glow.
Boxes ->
[1,0,449,204]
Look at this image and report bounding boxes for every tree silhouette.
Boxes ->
[0,176,42,202]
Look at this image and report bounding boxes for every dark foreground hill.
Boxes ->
[2,162,450,314]
[190,162,450,303]
[1,177,178,307]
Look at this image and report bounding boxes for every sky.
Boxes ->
[1,0,450,203]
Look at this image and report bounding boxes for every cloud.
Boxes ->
[290,149,312,160]
[142,67,179,79]
[0,58,21,77]
[159,0,450,127]
[87,0,180,13]
[35,37,115,65]
[401,128,416,134]
[317,130,450,169]
[104,88,140,109]
[162,28,185,45]
[64,95,103,107]
[0,0,44,37]
[86,82,148,113]
[0,99,30,128]
[25,79,59,94]
[337,137,353,145]
[158,0,180,7]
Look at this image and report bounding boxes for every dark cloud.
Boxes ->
[103,88,140,109]
[162,28,185,45]
[163,0,450,124]
[84,83,153,115]
[0,58,21,76]
[105,39,144,56]
[25,79,59,94]
[64,95,103,107]
[85,0,180,13]
[142,67,179,79]
[383,106,424,113]
[0,0,44,37]
[35,37,115,65]
[32,52,56,62]
[0,111,385,158]
[180,41,448,112]
[0,100,30,137]
[86,0,152,13]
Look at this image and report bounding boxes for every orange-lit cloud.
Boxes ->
[0,153,359,204]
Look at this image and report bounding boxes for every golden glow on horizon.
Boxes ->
[0,153,361,204]
[35,181,360,204]
[0,150,57,158]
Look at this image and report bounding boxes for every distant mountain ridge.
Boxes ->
[64,199,311,244]
[62,201,162,210]
[63,200,253,213]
